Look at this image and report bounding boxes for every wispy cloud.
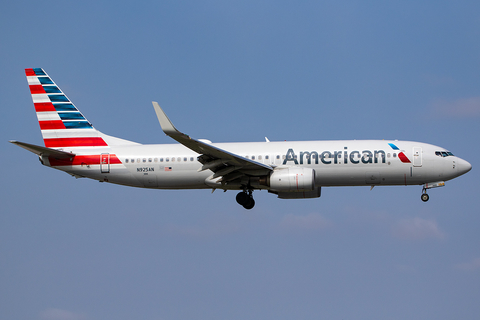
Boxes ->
[429,97,480,118]
[454,257,480,271]
[40,308,86,320]
[278,212,333,232]
[392,217,445,240]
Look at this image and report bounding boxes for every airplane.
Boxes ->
[11,68,472,209]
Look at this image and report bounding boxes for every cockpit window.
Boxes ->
[435,151,455,157]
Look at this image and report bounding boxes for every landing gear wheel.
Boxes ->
[236,190,255,209]
[421,193,429,202]
[236,192,249,206]
[243,197,255,210]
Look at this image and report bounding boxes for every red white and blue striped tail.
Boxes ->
[26,68,120,150]
[26,68,108,149]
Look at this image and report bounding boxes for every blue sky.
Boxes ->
[1,1,479,319]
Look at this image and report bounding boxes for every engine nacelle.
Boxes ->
[276,187,321,199]
[264,167,316,192]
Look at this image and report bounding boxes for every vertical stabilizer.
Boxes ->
[25,68,109,150]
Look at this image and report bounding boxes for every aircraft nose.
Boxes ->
[456,158,472,176]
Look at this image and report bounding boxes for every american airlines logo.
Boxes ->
[283,145,411,165]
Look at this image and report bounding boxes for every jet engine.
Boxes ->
[259,167,316,192]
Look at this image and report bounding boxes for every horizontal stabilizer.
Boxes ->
[10,140,75,158]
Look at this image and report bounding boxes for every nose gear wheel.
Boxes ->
[421,188,429,202]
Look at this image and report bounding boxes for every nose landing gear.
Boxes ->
[236,189,255,209]
[421,191,429,202]
[421,181,445,202]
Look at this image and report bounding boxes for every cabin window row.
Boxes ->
[245,155,284,160]
[124,153,403,164]
[245,153,399,160]
[124,157,196,163]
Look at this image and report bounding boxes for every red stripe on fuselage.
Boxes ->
[44,137,108,148]
[39,120,66,130]
[49,154,122,166]
[35,102,56,112]
[398,152,411,163]
[29,85,45,94]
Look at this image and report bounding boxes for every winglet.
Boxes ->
[152,101,180,135]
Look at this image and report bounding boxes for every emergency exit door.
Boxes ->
[100,153,110,173]
[413,147,422,167]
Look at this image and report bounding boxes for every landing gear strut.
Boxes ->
[421,188,429,202]
[236,190,255,209]
[420,181,445,202]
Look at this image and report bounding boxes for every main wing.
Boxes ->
[152,102,273,187]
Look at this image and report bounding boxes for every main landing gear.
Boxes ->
[236,190,255,209]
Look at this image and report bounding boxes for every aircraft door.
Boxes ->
[269,154,275,166]
[100,153,110,173]
[413,147,422,167]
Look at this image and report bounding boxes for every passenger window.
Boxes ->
[171,157,175,162]
[393,153,397,158]
[252,156,255,160]
[148,158,152,162]
[160,158,164,162]
[277,155,280,159]
[131,159,134,163]
[125,159,129,163]
[190,157,194,161]
[143,158,146,163]
[166,158,170,162]
[154,158,158,162]
[183,157,187,162]
[258,155,262,160]
[137,159,140,163]
[178,157,181,162]
[265,155,269,159]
